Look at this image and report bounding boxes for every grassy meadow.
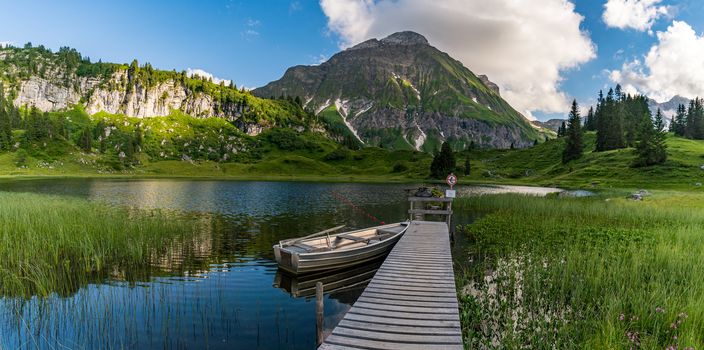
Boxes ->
[0,192,191,297]
[462,132,704,189]
[454,191,704,349]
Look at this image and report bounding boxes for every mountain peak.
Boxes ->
[380,31,429,45]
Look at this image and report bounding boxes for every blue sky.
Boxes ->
[1,0,702,120]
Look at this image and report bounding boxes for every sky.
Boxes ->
[1,0,703,121]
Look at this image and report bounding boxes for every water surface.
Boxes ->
[0,179,559,349]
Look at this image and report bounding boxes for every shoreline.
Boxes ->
[0,173,696,191]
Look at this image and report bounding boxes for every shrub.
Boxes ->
[391,162,408,173]
[324,147,350,161]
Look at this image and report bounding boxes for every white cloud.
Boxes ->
[241,29,260,39]
[319,0,595,118]
[290,1,302,13]
[186,68,232,86]
[603,0,669,33]
[241,19,261,40]
[609,21,704,102]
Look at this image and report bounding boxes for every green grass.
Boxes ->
[454,191,704,349]
[0,107,436,181]
[0,192,191,297]
[463,132,704,190]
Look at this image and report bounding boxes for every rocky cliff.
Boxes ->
[0,46,307,136]
[254,31,543,150]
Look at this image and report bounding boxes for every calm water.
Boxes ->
[0,179,560,349]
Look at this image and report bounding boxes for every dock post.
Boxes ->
[447,200,454,242]
[316,281,324,346]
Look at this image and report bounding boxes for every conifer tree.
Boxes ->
[78,126,92,152]
[652,108,668,163]
[557,121,566,137]
[562,99,583,163]
[671,104,687,136]
[584,106,595,131]
[633,109,667,167]
[430,141,455,179]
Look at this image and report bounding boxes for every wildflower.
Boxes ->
[656,307,665,313]
[619,314,625,321]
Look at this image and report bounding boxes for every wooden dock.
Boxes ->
[318,220,462,350]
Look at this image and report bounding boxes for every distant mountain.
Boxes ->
[531,119,564,132]
[254,31,544,150]
[648,95,691,118]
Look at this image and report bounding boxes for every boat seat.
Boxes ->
[293,243,330,252]
[336,234,370,243]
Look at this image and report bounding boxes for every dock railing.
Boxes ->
[408,196,453,238]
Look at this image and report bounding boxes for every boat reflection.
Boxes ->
[273,258,384,298]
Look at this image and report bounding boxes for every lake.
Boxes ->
[0,179,561,349]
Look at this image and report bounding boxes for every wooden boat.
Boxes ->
[273,259,384,298]
[273,222,409,274]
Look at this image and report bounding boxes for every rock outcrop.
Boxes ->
[1,46,298,137]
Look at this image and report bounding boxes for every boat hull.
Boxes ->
[273,222,407,274]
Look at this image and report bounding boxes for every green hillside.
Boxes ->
[463,132,704,189]
[0,104,432,181]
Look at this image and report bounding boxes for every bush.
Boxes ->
[13,149,28,167]
[391,162,408,173]
[265,128,312,151]
[324,147,350,161]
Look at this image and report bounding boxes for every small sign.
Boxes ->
[445,189,456,198]
[446,173,457,188]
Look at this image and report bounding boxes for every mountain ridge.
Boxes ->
[254,31,543,150]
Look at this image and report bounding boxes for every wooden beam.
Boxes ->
[408,197,453,202]
[408,209,453,215]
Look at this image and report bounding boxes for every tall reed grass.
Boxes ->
[454,193,704,349]
[0,191,190,297]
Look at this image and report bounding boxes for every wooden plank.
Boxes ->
[332,327,462,344]
[337,319,460,335]
[375,268,454,278]
[336,234,369,243]
[367,282,456,293]
[344,313,461,328]
[381,260,453,268]
[348,306,458,321]
[371,275,456,286]
[408,209,453,215]
[408,197,454,202]
[318,344,365,350]
[363,286,457,298]
[324,334,462,350]
[319,221,462,350]
[372,271,455,282]
[356,296,458,309]
[362,291,458,303]
[353,301,457,314]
